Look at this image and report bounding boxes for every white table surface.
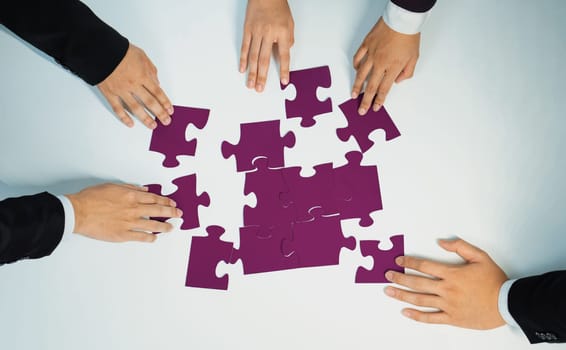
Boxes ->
[1,1,565,349]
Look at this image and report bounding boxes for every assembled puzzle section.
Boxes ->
[149,105,209,167]
[280,65,333,127]
[355,234,405,283]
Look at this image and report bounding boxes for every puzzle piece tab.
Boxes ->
[280,66,333,127]
[149,105,210,167]
[186,225,233,290]
[282,208,356,269]
[355,234,404,283]
[222,120,295,172]
[336,94,400,153]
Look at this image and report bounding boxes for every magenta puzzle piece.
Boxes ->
[186,226,233,290]
[221,120,295,172]
[334,151,382,227]
[230,224,299,275]
[149,105,209,167]
[280,66,333,127]
[281,208,356,268]
[146,174,210,230]
[336,94,401,153]
[243,158,295,227]
[355,234,404,283]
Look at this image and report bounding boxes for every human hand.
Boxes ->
[384,238,508,330]
[66,183,182,243]
[352,18,420,115]
[239,0,294,92]
[97,44,174,129]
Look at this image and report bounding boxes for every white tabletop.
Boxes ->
[1,1,565,349]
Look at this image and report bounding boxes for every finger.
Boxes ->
[247,35,262,89]
[359,67,385,115]
[240,31,252,73]
[106,94,134,128]
[385,270,438,293]
[278,38,291,85]
[132,219,174,234]
[373,67,400,111]
[385,286,443,309]
[395,256,447,278]
[136,87,171,126]
[402,309,450,325]
[353,44,368,69]
[255,36,273,92]
[119,183,148,192]
[438,239,487,263]
[122,93,157,129]
[396,57,417,83]
[138,205,182,219]
[351,61,372,99]
[137,191,176,207]
[126,230,158,243]
[144,82,174,116]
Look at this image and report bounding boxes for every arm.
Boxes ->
[0,0,173,129]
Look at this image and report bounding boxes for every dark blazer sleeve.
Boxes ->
[508,271,566,344]
[391,0,437,13]
[0,192,65,265]
[0,0,129,85]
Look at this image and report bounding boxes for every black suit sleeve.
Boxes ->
[0,192,65,265]
[391,0,437,13]
[508,271,566,344]
[0,0,129,85]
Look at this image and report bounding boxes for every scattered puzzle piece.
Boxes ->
[231,224,299,275]
[149,105,209,167]
[222,120,295,172]
[334,151,382,227]
[186,225,233,290]
[336,94,401,153]
[355,234,404,283]
[280,66,333,127]
[281,207,356,268]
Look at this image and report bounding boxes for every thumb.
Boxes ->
[438,238,486,263]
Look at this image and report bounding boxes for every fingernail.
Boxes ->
[256,84,264,92]
[402,310,412,318]
[395,256,404,265]
[247,80,255,88]
[373,104,381,112]
[358,108,366,115]
[168,106,174,115]
[163,117,171,125]
[177,209,183,217]
[281,78,289,85]
[384,286,395,296]
[170,199,177,207]
[150,122,157,129]
[239,66,245,73]
[351,92,358,99]
[385,271,394,281]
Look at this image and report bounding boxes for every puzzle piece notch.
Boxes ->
[334,151,382,227]
[146,174,210,230]
[221,120,295,172]
[149,105,210,167]
[336,94,401,153]
[281,207,356,269]
[243,158,295,227]
[186,225,233,290]
[280,65,333,127]
[355,234,404,283]
[230,224,300,275]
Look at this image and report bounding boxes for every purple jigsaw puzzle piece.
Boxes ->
[336,94,401,153]
[243,158,295,227]
[186,225,233,290]
[355,234,404,283]
[334,151,382,227]
[279,163,348,222]
[230,223,299,275]
[281,207,356,268]
[222,120,295,172]
[146,174,210,230]
[280,66,333,127]
[149,105,210,167]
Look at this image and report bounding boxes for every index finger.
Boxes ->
[396,256,448,279]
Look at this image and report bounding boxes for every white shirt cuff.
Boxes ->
[382,0,432,35]
[498,279,520,328]
[55,194,76,243]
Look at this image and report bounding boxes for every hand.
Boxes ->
[352,18,420,115]
[384,239,508,330]
[97,44,174,129]
[239,0,294,92]
[66,183,182,243]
